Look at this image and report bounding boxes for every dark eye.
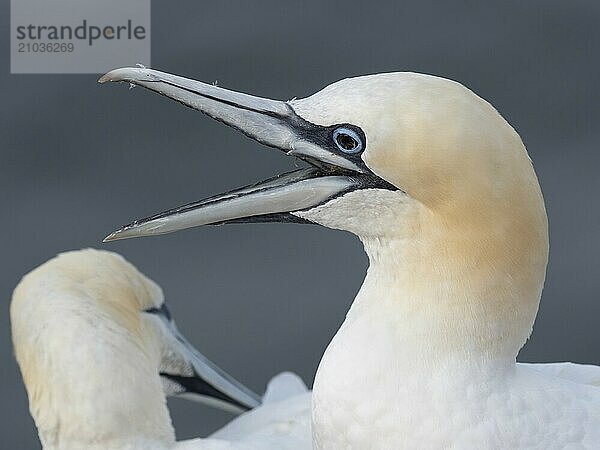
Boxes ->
[144,302,173,322]
[333,127,363,154]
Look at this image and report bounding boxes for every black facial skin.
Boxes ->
[290,118,369,173]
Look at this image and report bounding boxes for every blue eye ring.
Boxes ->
[333,127,363,154]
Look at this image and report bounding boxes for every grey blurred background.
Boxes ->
[1,0,599,447]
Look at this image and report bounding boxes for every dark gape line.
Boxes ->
[160,371,252,411]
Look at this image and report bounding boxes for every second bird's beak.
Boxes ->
[99,67,393,241]
[147,303,261,413]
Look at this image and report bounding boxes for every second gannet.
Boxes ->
[11,249,310,450]
[100,68,600,449]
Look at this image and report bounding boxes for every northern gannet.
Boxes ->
[11,249,311,450]
[100,68,600,448]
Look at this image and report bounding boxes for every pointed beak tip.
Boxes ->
[102,230,122,243]
[98,67,153,84]
[97,74,110,84]
[98,68,125,84]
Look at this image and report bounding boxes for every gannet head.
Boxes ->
[11,249,260,449]
[100,69,548,358]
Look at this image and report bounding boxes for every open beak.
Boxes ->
[149,303,261,414]
[99,67,394,241]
